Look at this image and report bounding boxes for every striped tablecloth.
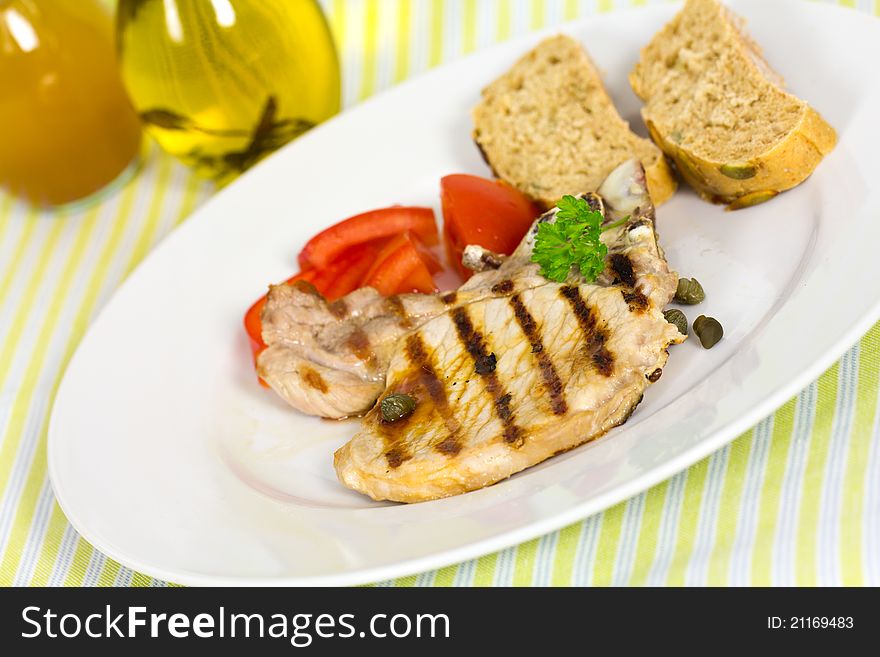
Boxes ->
[1,0,878,587]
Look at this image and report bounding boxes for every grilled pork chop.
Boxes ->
[334,282,683,502]
[258,159,677,420]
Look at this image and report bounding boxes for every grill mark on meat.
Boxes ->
[300,366,328,393]
[385,446,410,468]
[491,279,514,295]
[441,292,457,305]
[509,294,567,416]
[385,295,412,329]
[559,285,615,377]
[435,438,461,455]
[450,306,525,446]
[609,253,636,287]
[346,328,377,370]
[405,334,462,456]
[621,288,650,313]
[327,298,348,318]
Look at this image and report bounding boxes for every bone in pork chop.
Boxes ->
[258,159,678,422]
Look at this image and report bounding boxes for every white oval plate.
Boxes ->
[49,0,880,586]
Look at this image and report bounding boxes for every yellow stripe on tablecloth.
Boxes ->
[0,182,140,583]
[430,0,446,68]
[530,0,546,28]
[329,0,348,94]
[591,502,625,586]
[511,536,540,586]
[0,207,39,313]
[0,211,67,496]
[394,0,412,82]
[704,429,755,586]
[750,399,797,585]
[840,328,880,585]
[463,0,478,53]
[664,457,710,586]
[432,563,458,586]
[563,0,579,20]
[8,206,100,586]
[358,0,380,101]
[496,0,512,41]
[122,156,175,276]
[0,210,66,391]
[472,552,499,586]
[0,193,13,238]
[548,521,583,586]
[393,573,417,586]
[627,481,670,586]
[795,364,840,585]
[130,572,153,587]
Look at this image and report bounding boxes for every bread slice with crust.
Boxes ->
[472,34,676,209]
[629,0,836,209]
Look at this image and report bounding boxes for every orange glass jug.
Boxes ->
[0,0,142,206]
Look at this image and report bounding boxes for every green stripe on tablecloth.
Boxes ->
[0,0,877,588]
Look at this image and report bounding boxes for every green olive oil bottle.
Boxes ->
[116,0,340,184]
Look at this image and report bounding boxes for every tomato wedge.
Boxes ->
[320,243,379,300]
[441,174,539,278]
[298,206,438,270]
[364,234,437,295]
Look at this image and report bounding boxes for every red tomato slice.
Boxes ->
[440,174,539,279]
[363,237,437,296]
[362,233,410,283]
[320,243,379,300]
[298,206,438,270]
[412,235,443,274]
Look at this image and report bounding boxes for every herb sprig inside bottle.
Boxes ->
[531,195,627,282]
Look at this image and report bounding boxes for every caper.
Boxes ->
[726,189,778,210]
[380,393,416,423]
[663,309,689,336]
[719,162,758,180]
[674,277,705,305]
[669,130,684,144]
[693,315,723,349]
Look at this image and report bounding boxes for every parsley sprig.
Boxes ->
[531,195,627,282]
